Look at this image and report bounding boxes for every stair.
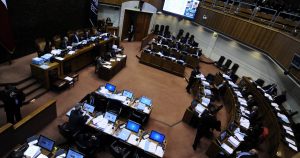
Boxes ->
[0,77,48,107]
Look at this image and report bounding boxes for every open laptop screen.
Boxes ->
[83,103,95,113]
[104,111,117,123]
[66,149,84,158]
[126,120,141,133]
[38,135,55,151]
[122,90,133,99]
[150,130,165,144]
[140,96,152,106]
[105,83,116,92]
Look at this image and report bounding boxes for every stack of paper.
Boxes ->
[40,65,49,69]
[24,145,41,158]
[110,94,127,102]
[155,146,164,157]
[103,65,112,69]
[64,76,73,82]
[37,154,47,158]
[55,57,64,61]
[221,143,233,154]
[68,51,75,55]
[104,124,114,134]
[222,74,231,80]
[204,89,212,96]
[195,104,206,114]
[95,118,108,130]
[285,137,296,146]
[277,113,290,123]
[202,81,210,87]
[228,136,240,148]
[127,134,139,145]
[240,117,250,129]
[288,144,298,151]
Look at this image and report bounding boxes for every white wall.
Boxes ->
[154,13,300,123]
[119,1,157,38]
[98,5,121,27]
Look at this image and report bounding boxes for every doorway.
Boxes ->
[122,10,152,41]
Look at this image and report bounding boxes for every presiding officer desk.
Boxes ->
[31,34,119,89]
[65,84,166,157]
[140,49,186,77]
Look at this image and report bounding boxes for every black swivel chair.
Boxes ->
[110,140,132,158]
[75,132,102,156]
[254,78,265,87]
[129,110,147,126]
[93,93,108,113]
[132,149,157,158]
[231,63,239,74]
[58,122,81,142]
[107,99,123,116]
[159,25,165,36]
[222,59,232,71]
[215,56,225,68]
[206,73,215,84]
[154,24,159,35]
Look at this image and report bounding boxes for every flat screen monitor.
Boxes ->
[291,53,300,70]
[126,120,141,133]
[150,130,165,144]
[122,90,133,99]
[38,135,55,151]
[104,111,117,123]
[163,0,200,19]
[66,149,84,158]
[219,131,228,142]
[140,96,152,106]
[105,83,116,92]
[83,103,95,113]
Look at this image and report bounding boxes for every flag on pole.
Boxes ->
[0,0,15,53]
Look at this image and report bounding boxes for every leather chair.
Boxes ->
[222,59,232,71]
[109,140,132,158]
[231,63,239,74]
[159,25,165,36]
[75,133,102,156]
[129,110,147,126]
[132,149,156,158]
[49,69,68,90]
[153,24,159,35]
[206,73,215,84]
[58,122,80,142]
[107,99,123,116]
[254,78,265,87]
[215,56,225,68]
[35,38,46,57]
[52,35,62,49]
[92,92,108,113]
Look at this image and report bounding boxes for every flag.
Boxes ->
[0,0,15,53]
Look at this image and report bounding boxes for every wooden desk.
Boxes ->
[140,51,185,77]
[30,62,60,89]
[97,56,127,81]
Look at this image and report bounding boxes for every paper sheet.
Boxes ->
[221,143,233,154]
[127,134,139,145]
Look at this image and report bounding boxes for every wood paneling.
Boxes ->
[195,6,300,82]
[100,0,164,10]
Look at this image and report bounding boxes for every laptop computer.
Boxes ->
[104,111,117,123]
[118,120,141,141]
[83,103,95,113]
[149,130,165,144]
[122,90,133,99]
[105,83,116,92]
[37,135,55,156]
[140,96,152,106]
[66,148,85,158]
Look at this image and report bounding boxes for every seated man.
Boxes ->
[274,91,287,105]
[68,105,88,131]
[71,32,81,44]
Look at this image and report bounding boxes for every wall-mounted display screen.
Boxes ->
[163,0,200,19]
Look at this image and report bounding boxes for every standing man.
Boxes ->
[186,65,200,93]
[0,85,25,124]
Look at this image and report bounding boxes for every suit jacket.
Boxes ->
[0,88,25,112]
[69,110,86,131]
[72,34,80,43]
[60,40,68,49]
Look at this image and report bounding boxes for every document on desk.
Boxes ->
[116,58,121,61]
[39,65,49,70]
[228,136,240,148]
[283,125,292,132]
[103,65,112,69]
[68,51,75,55]
[202,81,210,87]
[55,57,64,61]
[92,115,103,124]
[24,145,41,158]
[285,129,294,137]
[64,76,73,82]
[234,133,245,141]
[110,95,127,102]
[143,107,150,114]
[204,89,212,96]
[110,59,116,62]
[127,134,139,146]
[221,143,233,154]
[195,104,206,115]
[285,137,296,145]
[104,124,114,135]
[96,118,108,130]
[277,113,290,123]
[201,97,210,107]
[37,154,48,158]
[288,143,298,151]
[146,141,158,153]
[222,74,231,80]
[235,91,243,98]
[155,146,164,157]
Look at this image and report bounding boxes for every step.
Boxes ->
[23,83,43,96]
[16,78,37,91]
[24,88,48,105]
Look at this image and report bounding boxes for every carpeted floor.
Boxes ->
[1,41,229,157]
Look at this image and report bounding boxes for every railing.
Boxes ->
[200,0,300,38]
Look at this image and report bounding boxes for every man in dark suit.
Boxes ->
[186,66,200,93]
[68,105,87,131]
[71,32,80,44]
[0,85,25,124]
[60,37,69,49]
[193,111,221,150]
[274,91,287,105]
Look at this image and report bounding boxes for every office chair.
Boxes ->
[215,56,225,68]
[49,69,68,90]
[222,59,232,71]
[109,140,132,158]
[132,149,157,158]
[176,29,184,40]
[231,63,239,74]
[152,42,160,52]
[92,92,108,113]
[58,122,81,142]
[159,25,165,36]
[107,99,123,116]
[254,78,265,87]
[154,24,159,35]
[230,74,239,83]
[52,35,62,49]
[75,132,103,156]
[206,73,215,84]
[129,110,147,126]
[35,38,47,57]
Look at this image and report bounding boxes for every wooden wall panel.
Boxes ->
[100,0,164,9]
[196,6,300,82]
